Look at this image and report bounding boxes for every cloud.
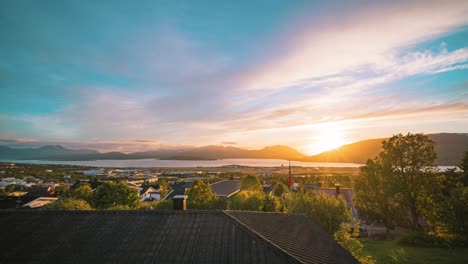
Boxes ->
[233,0,468,92]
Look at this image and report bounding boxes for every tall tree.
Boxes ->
[67,183,93,203]
[354,133,437,230]
[186,180,217,209]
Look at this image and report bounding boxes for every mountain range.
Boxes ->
[0,133,466,165]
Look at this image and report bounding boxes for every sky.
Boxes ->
[0,0,467,155]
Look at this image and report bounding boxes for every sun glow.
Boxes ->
[305,128,347,155]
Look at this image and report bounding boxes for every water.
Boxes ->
[0,159,363,168]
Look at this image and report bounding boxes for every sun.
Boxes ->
[305,129,346,155]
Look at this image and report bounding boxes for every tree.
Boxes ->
[53,185,69,197]
[273,182,289,197]
[186,180,217,209]
[47,198,92,210]
[334,224,375,264]
[240,175,261,192]
[159,180,169,199]
[288,192,351,234]
[354,133,437,231]
[67,183,93,202]
[92,182,140,209]
[263,194,281,212]
[230,191,265,211]
[0,188,6,198]
[152,200,173,210]
[354,160,400,231]
[460,151,468,186]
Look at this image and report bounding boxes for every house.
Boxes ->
[138,185,161,201]
[0,209,359,263]
[210,180,241,198]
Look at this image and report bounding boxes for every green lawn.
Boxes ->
[362,239,468,264]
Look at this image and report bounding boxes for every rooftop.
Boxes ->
[0,210,358,264]
[210,180,241,198]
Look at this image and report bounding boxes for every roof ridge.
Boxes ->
[222,211,305,264]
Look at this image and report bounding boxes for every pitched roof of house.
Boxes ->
[210,180,241,198]
[0,210,358,264]
[311,188,355,204]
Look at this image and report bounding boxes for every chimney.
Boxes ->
[172,195,188,210]
[335,183,341,196]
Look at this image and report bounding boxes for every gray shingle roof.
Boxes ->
[0,210,358,264]
[210,180,241,198]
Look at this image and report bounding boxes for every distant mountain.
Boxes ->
[0,145,98,160]
[0,133,466,165]
[0,144,306,161]
[303,133,468,166]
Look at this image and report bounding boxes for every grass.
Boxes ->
[362,239,468,264]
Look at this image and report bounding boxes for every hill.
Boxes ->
[303,133,468,166]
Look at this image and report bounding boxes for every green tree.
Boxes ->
[334,224,375,264]
[354,159,400,231]
[67,183,93,202]
[53,185,69,197]
[0,188,6,198]
[159,180,169,199]
[288,192,351,234]
[240,175,261,192]
[354,133,437,231]
[186,179,223,210]
[230,191,265,211]
[47,198,92,210]
[273,182,289,197]
[263,194,281,212]
[92,182,140,209]
[460,151,468,186]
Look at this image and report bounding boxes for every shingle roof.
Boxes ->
[0,210,358,264]
[210,180,241,198]
[227,211,359,264]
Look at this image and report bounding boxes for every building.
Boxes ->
[0,210,358,263]
[210,180,241,198]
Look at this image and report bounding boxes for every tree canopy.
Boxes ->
[355,133,438,230]
[91,182,140,209]
[240,175,261,192]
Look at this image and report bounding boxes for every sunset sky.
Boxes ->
[1,0,467,155]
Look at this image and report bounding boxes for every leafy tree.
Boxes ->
[230,191,265,211]
[53,185,69,197]
[159,180,169,199]
[288,192,351,234]
[273,182,289,197]
[92,182,140,209]
[67,183,93,202]
[334,224,375,264]
[263,194,281,212]
[0,188,6,198]
[354,133,437,230]
[460,151,468,186]
[240,175,261,192]
[354,159,400,231]
[47,198,92,210]
[187,180,217,209]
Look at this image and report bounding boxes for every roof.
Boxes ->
[0,210,358,264]
[139,185,156,196]
[21,197,58,208]
[210,180,241,198]
[311,188,355,205]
